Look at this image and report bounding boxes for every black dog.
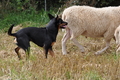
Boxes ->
[8,13,67,60]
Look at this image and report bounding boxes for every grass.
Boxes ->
[0,30,120,80]
[0,10,120,80]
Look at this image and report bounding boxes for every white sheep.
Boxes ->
[114,25,120,54]
[62,5,120,55]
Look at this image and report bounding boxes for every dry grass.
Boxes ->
[0,30,120,80]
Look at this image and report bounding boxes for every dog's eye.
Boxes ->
[59,20,62,24]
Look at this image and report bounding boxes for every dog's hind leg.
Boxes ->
[15,47,21,60]
[25,47,30,60]
[17,37,30,60]
[15,46,30,60]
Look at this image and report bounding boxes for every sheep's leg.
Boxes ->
[115,31,120,54]
[116,46,120,52]
[95,40,110,55]
[62,28,71,55]
[114,31,119,45]
[70,38,85,53]
[116,31,120,48]
[116,44,120,55]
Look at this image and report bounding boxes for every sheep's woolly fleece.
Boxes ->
[62,6,120,55]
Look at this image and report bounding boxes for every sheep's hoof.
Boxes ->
[81,51,85,53]
[94,51,101,55]
[63,52,67,55]
[63,53,66,55]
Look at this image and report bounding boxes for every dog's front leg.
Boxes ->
[43,45,49,58]
[48,47,54,57]
[44,49,48,58]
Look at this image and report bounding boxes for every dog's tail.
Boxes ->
[8,24,16,36]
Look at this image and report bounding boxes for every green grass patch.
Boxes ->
[0,10,55,32]
[82,71,102,80]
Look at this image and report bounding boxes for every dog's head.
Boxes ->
[48,14,68,29]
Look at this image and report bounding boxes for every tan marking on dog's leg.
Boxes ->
[51,42,55,46]
[15,47,21,60]
[48,49,54,57]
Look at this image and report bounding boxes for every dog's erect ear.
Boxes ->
[56,15,59,18]
[48,13,54,19]
[55,15,59,20]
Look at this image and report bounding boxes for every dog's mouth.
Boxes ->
[60,22,68,29]
[60,25,67,28]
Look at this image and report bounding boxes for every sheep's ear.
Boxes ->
[48,13,54,19]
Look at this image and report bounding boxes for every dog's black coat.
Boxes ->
[8,14,67,60]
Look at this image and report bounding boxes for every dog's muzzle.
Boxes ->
[60,22,68,29]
